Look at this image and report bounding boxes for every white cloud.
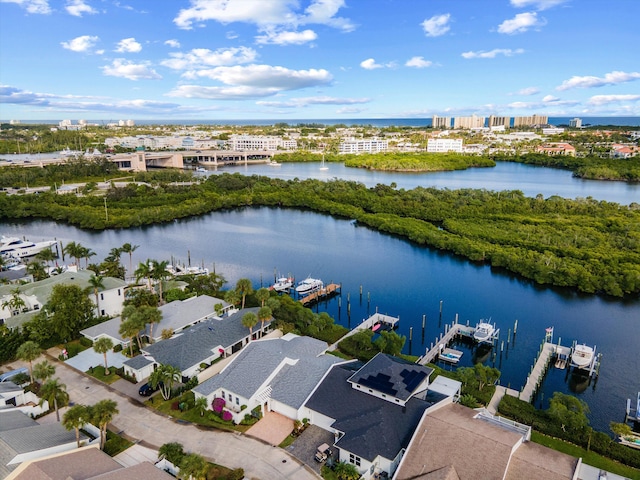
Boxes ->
[405,56,433,68]
[256,29,318,45]
[461,48,524,59]
[101,59,161,80]
[556,71,640,90]
[161,47,257,70]
[542,94,559,102]
[256,96,370,108]
[188,64,332,90]
[421,14,450,37]
[588,94,640,106]
[167,85,281,99]
[516,86,540,95]
[497,12,545,34]
[360,58,383,70]
[173,0,354,32]
[510,0,568,10]
[61,35,99,53]
[65,0,97,17]
[115,38,142,53]
[165,39,181,48]
[0,0,51,14]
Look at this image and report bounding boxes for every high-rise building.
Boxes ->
[488,115,510,128]
[453,115,485,129]
[569,118,582,128]
[513,114,548,127]
[432,115,451,129]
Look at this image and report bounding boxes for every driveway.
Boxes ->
[246,411,294,446]
[285,425,337,474]
[7,353,320,480]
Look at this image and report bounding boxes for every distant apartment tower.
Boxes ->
[427,138,463,153]
[432,115,451,129]
[453,115,485,129]
[228,134,297,151]
[513,114,548,127]
[339,138,388,154]
[489,115,510,128]
[569,118,582,128]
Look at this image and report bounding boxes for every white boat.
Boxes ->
[0,236,57,258]
[295,277,323,296]
[268,160,281,167]
[473,321,496,343]
[195,167,207,172]
[571,343,595,369]
[271,276,294,292]
[58,147,82,157]
[320,152,328,171]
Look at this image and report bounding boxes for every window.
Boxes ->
[221,391,225,400]
[349,453,361,467]
[118,289,121,296]
[236,397,240,405]
[100,293,104,300]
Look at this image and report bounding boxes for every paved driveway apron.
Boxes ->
[27,354,320,480]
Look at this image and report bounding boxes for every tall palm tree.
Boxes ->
[81,247,96,268]
[16,340,41,384]
[135,260,153,291]
[26,260,48,281]
[235,278,253,309]
[119,316,141,356]
[35,248,57,269]
[120,305,145,352]
[151,259,169,304]
[2,287,26,316]
[149,364,181,401]
[241,312,258,341]
[139,305,162,343]
[63,404,90,448]
[255,287,270,307]
[223,289,241,309]
[257,306,272,337]
[39,378,69,422]
[64,241,82,267]
[91,399,119,450]
[121,242,139,277]
[179,453,209,480]
[93,337,114,374]
[88,274,105,316]
[33,360,56,384]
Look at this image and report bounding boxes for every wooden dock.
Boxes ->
[326,312,399,352]
[519,342,572,403]
[299,283,340,305]
[418,321,475,365]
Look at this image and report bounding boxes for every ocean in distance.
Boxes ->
[12,116,640,127]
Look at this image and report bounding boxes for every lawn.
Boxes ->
[531,431,640,480]
[86,365,122,384]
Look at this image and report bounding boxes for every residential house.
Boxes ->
[81,294,229,348]
[611,144,639,158]
[123,306,271,382]
[302,353,455,480]
[193,334,343,423]
[0,270,126,329]
[535,142,576,156]
[0,382,49,417]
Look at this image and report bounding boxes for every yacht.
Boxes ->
[0,236,57,258]
[571,343,595,369]
[295,277,323,296]
[473,321,496,343]
[271,276,294,292]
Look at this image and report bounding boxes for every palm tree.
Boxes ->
[16,340,41,384]
[35,248,57,269]
[119,305,145,352]
[26,260,48,281]
[93,337,114,374]
[255,287,270,307]
[91,399,119,450]
[63,404,90,448]
[81,247,96,268]
[139,305,162,343]
[333,461,360,480]
[149,364,181,400]
[64,241,82,267]
[121,242,139,277]
[2,287,26,316]
[39,378,69,422]
[223,289,241,309]
[179,453,209,480]
[33,360,56,384]
[119,317,140,356]
[135,260,153,291]
[235,278,253,309]
[194,396,208,417]
[241,312,258,341]
[88,274,105,316]
[151,259,169,304]
[257,306,272,337]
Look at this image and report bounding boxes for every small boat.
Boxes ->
[571,343,595,369]
[295,277,323,296]
[195,167,207,172]
[473,321,496,343]
[0,235,57,259]
[268,160,281,167]
[439,348,463,364]
[58,147,82,157]
[271,276,294,292]
[371,323,381,332]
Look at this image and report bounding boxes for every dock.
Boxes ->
[418,319,475,365]
[326,312,399,352]
[299,283,341,306]
[626,392,640,424]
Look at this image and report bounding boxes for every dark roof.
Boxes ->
[123,354,153,370]
[305,362,437,463]
[347,353,433,402]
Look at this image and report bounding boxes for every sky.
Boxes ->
[0,0,639,121]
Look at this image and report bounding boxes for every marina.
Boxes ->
[298,283,341,306]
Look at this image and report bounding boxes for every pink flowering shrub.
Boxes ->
[212,397,226,413]
[222,410,233,422]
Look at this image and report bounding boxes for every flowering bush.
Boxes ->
[222,410,233,422]
[212,397,225,413]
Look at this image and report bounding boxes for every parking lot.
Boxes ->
[285,425,338,474]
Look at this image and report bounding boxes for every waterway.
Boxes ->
[2,162,639,433]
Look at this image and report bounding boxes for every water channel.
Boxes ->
[2,161,639,433]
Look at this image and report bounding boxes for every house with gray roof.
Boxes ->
[0,411,88,478]
[81,294,229,348]
[1,270,126,329]
[123,306,271,382]
[193,333,343,424]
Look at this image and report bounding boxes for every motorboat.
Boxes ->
[571,343,595,369]
[195,167,207,172]
[295,277,323,296]
[58,147,82,157]
[473,321,496,343]
[268,160,281,167]
[271,276,294,292]
[0,236,57,258]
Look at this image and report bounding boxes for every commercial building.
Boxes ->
[427,138,463,153]
[569,118,582,128]
[228,135,297,151]
[339,138,388,154]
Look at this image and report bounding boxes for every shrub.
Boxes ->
[113,344,123,352]
[79,337,93,347]
[226,468,245,480]
[212,397,225,413]
[222,410,233,422]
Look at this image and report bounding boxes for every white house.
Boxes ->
[426,138,463,153]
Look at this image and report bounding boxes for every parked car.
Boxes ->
[138,382,160,396]
[314,443,332,462]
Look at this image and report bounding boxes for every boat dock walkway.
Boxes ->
[326,312,399,352]
[519,342,572,403]
[299,283,341,305]
[418,321,475,366]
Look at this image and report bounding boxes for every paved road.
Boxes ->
[11,354,319,480]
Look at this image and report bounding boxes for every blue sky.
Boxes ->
[1,0,639,121]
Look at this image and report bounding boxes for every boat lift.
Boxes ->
[626,392,640,424]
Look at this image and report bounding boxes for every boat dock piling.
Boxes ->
[625,392,640,424]
[417,317,475,365]
[299,283,341,306]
